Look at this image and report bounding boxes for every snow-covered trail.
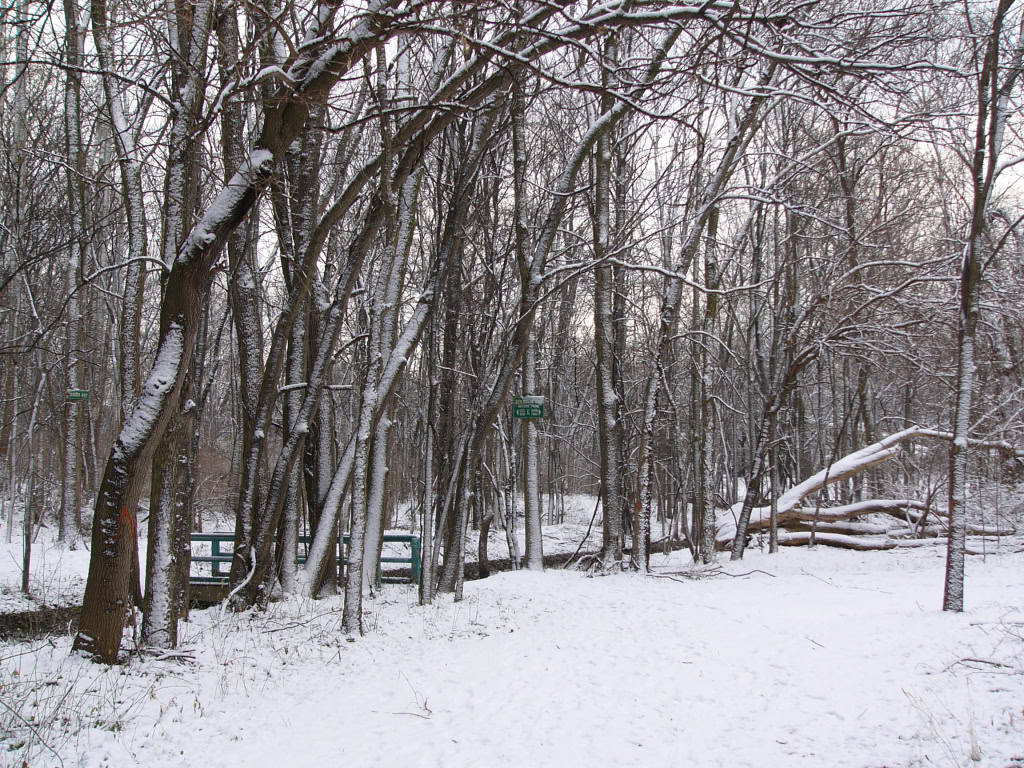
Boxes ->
[108,545,1024,768]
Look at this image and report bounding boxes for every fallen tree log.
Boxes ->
[887,527,940,539]
[892,537,948,548]
[789,500,929,522]
[774,530,1000,553]
[726,499,931,541]
[721,424,1022,550]
[882,506,1017,537]
[784,521,892,536]
[892,538,986,554]
[963,524,1017,536]
[725,427,935,547]
[776,532,897,550]
[763,500,929,529]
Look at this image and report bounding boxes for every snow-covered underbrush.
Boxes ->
[3,519,1024,767]
[0,537,88,616]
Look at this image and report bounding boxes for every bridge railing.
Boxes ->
[189,532,421,588]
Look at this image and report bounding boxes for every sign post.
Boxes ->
[66,389,90,403]
[512,395,545,419]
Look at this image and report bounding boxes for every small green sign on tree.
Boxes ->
[512,395,545,419]
[66,389,90,402]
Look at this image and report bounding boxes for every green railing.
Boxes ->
[190,532,421,588]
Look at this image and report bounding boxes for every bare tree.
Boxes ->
[944,0,1024,612]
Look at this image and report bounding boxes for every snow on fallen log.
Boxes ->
[963,524,1018,536]
[777,533,990,555]
[877,506,1017,536]
[776,532,896,551]
[891,537,945,548]
[783,521,892,536]
[719,425,1022,546]
[789,500,929,522]
[719,429,926,544]
[720,499,929,542]
[891,537,991,555]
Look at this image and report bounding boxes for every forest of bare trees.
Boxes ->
[2,0,1023,663]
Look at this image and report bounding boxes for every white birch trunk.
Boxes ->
[635,378,657,570]
[279,314,306,595]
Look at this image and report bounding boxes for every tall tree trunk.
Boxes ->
[59,0,88,547]
[362,170,419,590]
[594,265,623,567]
[419,364,436,604]
[521,340,544,570]
[143,383,190,648]
[593,35,623,567]
[22,363,46,596]
[142,0,212,649]
[698,208,720,563]
[510,82,544,571]
[217,4,265,591]
[945,0,1023,611]
[499,420,521,567]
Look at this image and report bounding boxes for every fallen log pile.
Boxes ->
[718,498,1017,551]
[716,426,1022,552]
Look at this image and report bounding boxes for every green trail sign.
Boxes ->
[512,395,545,419]
[66,389,90,402]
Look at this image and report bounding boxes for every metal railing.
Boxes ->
[189,532,421,588]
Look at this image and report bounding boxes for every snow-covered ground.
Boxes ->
[2,513,1023,767]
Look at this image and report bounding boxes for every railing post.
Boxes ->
[212,538,222,579]
[411,536,421,584]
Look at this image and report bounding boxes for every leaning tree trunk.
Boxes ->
[142,0,213,649]
[74,261,215,660]
[74,144,274,661]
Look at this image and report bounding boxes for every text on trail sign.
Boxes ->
[66,389,90,402]
[513,395,545,419]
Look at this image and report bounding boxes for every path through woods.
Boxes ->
[46,544,1022,768]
